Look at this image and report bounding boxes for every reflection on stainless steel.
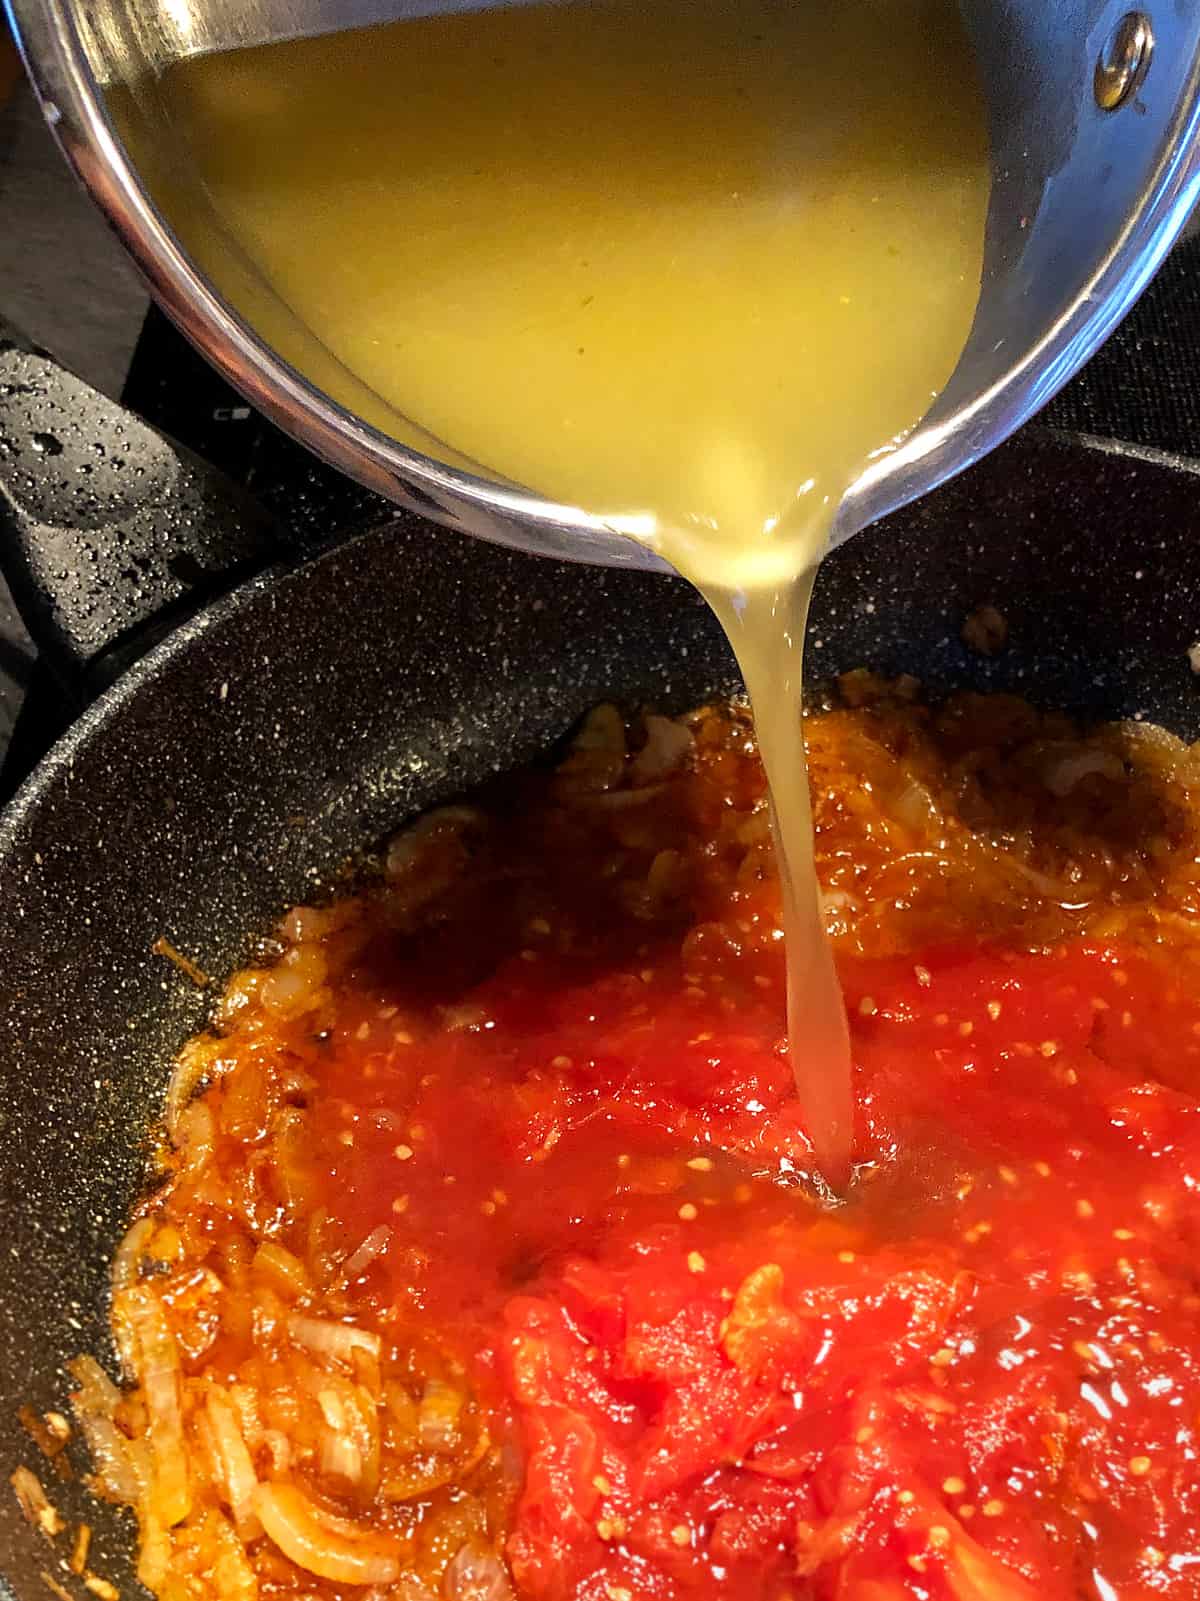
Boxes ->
[77,0,556,74]
[5,0,1200,570]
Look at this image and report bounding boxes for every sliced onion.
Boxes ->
[1042,747,1124,797]
[251,1241,311,1302]
[69,1357,147,1507]
[136,1513,171,1592]
[317,1389,348,1431]
[279,904,336,945]
[310,1377,382,1497]
[1115,718,1189,754]
[213,1534,259,1601]
[442,1544,515,1601]
[893,779,940,832]
[111,1217,155,1295]
[273,1108,314,1218]
[585,783,667,810]
[254,1483,401,1585]
[69,1355,123,1416]
[384,1382,419,1450]
[261,944,327,1017]
[381,1425,490,1503]
[381,1579,438,1601]
[385,808,488,915]
[340,1226,393,1283]
[176,1100,216,1175]
[322,1430,365,1485]
[555,704,627,792]
[166,1035,221,1141]
[1004,857,1099,903]
[204,1507,260,1601]
[79,1412,145,1506]
[288,1313,381,1365]
[630,716,693,785]
[387,807,486,872]
[121,1288,191,1526]
[418,1379,463,1450]
[10,1464,65,1537]
[206,1389,258,1526]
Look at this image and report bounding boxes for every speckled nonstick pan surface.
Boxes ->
[1,413,1199,1598]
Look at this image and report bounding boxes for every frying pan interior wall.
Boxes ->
[0,431,1199,1597]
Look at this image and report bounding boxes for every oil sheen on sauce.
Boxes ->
[160,0,990,1186]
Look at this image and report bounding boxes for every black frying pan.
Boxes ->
[1,325,1200,1600]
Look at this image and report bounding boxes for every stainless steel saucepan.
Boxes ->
[4,0,1200,566]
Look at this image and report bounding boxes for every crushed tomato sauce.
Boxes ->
[70,688,1200,1601]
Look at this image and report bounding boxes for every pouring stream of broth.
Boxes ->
[163,0,989,1186]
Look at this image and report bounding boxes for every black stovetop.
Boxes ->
[7,235,1200,792]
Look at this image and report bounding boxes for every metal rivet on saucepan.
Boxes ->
[1094,12,1154,111]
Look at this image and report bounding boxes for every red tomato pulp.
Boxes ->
[101,695,1200,1601]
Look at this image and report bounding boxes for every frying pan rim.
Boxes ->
[2,423,1198,865]
[0,558,287,856]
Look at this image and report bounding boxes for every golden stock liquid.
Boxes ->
[162,0,989,1184]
